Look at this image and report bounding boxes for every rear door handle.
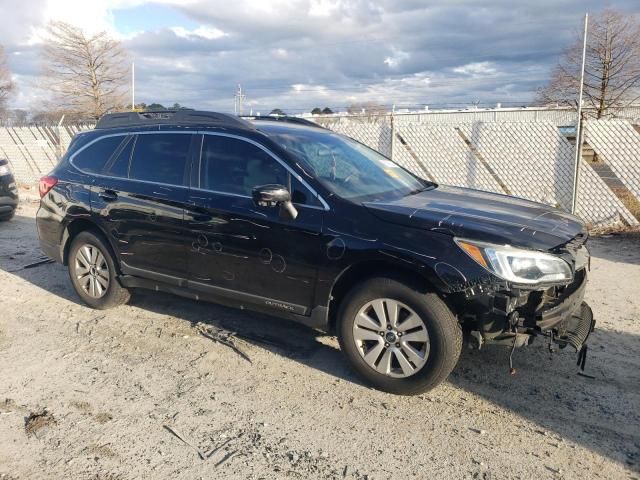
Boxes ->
[98,189,118,202]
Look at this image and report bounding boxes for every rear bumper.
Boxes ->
[39,239,64,263]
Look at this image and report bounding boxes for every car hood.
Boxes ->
[364,185,586,251]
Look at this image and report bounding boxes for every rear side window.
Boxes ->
[73,135,126,174]
[129,133,192,185]
[200,135,321,206]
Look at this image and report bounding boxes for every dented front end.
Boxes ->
[456,241,595,354]
[361,184,596,357]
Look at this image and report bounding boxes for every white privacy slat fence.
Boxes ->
[314,114,640,228]
[0,124,92,183]
[1,113,638,229]
[585,120,640,201]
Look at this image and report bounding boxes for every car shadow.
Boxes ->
[1,213,639,471]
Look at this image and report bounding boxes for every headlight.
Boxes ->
[455,238,573,285]
[0,164,10,176]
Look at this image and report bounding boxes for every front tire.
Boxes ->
[337,276,462,395]
[68,231,130,309]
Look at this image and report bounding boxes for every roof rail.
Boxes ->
[95,110,255,130]
[242,115,325,129]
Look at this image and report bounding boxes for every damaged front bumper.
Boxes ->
[536,269,595,351]
[466,266,596,353]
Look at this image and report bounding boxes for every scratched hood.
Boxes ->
[364,185,586,251]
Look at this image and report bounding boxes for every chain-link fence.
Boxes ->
[1,112,638,229]
[314,114,640,228]
[0,124,93,183]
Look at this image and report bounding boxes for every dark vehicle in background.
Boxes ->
[0,159,18,221]
[36,110,595,395]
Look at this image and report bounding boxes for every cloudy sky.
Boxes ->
[1,0,639,114]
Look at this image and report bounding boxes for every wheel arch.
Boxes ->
[326,260,446,333]
[61,218,120,271]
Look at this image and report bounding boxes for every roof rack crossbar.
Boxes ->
[95,110,255,130]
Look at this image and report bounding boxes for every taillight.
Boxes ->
[39,176,58,198]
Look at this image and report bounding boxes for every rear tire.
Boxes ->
[68,231,130,309]
[337,276,462,395]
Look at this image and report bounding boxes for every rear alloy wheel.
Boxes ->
[338,277,462,395]
[68,231,130,309]
[74,244,110,299]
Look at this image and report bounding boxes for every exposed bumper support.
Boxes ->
[554,302,595,351]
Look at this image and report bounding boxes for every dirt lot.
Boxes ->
[1,199,639,480]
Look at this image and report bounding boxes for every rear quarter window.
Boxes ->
[73,135,127,174]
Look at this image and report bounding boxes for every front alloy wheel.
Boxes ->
[353,299,430,378]
[338,276,462,395]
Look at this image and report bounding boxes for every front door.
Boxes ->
[185,133,325,315]
[92,132,197,283]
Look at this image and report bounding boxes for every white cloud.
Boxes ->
[5,0,640,113]
[170,26,226,40]
[452,61,498,77]
[291,84,329,96]
[309,0,339,17]
[272,48,289,59]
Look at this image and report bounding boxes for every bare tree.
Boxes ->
[537,10,640,118]
[42,21,130,120]
[0,45,15,117]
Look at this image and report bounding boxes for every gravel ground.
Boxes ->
[0,199,639,480]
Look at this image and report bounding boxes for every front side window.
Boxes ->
[129,133,192,185]
[199,135,320,206]
[73,135,127,174]
[260,125,430,202]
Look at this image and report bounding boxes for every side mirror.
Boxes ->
[251,184,298,220]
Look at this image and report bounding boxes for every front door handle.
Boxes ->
[98,189,118,202]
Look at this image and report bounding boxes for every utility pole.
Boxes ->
[131,61,135,111]
[234,84,245,115]
[571,13,588,214]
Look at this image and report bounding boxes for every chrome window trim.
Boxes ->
[69,131,195,185]
[68,130,330,211]
[198,131,330,211]
[189,186,326,211]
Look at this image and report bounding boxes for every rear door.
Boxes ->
[185,133,326,314]
[90,131,198,283]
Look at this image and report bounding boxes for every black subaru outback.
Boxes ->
[37,110,594,394]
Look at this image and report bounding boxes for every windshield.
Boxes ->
[261,125,431,202]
